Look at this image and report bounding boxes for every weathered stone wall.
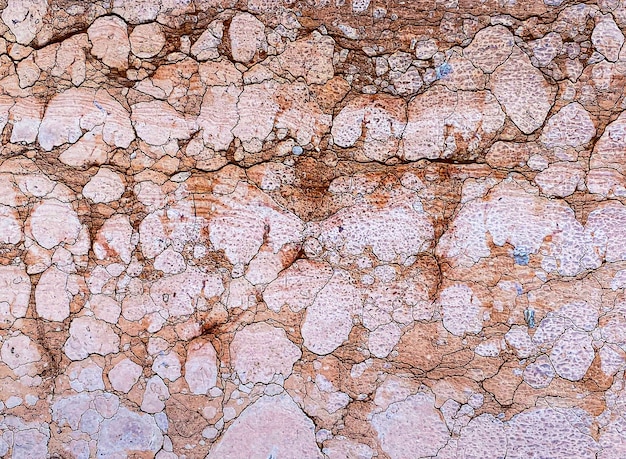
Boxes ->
[0,0,625,457]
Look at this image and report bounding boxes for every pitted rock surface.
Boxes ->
[0,0,626,458]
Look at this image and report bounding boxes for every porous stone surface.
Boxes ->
[0,0,624,457]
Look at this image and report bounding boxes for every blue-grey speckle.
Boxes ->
[435,63,452,79]
[513,246,530,266]
[524,308,535,328]
[292,145,303,156]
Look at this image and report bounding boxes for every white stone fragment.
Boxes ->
[184,338,218,394]
[82,168,125,203]
[132,100,195,146]
[10,97,44,144]
[0,265,31,326]
[39,88,134,151]
[1,0,48,45]
[30,199,82,250]
[264,260,333,313]
[68,358,105,392]
[230,322,301,384]
[490,47,555,134]
[6,396,23,408]
[368,322,402,358]
[540,102,595,149]
[93,214,135,264]
[207,394,322,459]
[549,329,594,381]
[90,294,122,324]
[130,22,166,58]
[229,12,267,63]
[371,393,450,459]
[523,355,555,389]
[0,205,22,244]
[592,14,624,62]
[35,266,71,322]
[273,32,335,85]
[439,284,483,337]
[109,358,143,393]
[64,316,120,361]
[301,270,362,355]
[141,375,170,413]
[154,248,186,274]
[464,25,515,73]
[97,407,164,456]
[458,414,507,459]
[506,408,598,458]
[88,15,131,69]
[150,269,224,317]
[190,20,223,61]
[152,351,182,382]
[1,333,41,374]
[197,85,241,152]
[401,86,504,160]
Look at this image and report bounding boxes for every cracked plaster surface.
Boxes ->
[0,0,626,457]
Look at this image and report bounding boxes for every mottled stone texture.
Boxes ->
[0,0,626,457]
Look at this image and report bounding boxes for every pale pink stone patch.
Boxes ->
[371,392,450,459]
[153,248,186,274]
[549,329,594,381]
[198,84,241,151]
[35,266,71,322]
[109,358,143,393]
[190,20,223,61]
[82,168,125,203]
[150,269,224,317]
[401,86,505,160]
[132,100,196,146]
[129,22,166,58]
[490,47,555,134]
[30,199,82,250]
[184,338,218,394]
[1,333,41,374]
[535,162,584,197]
[439,284,483,337]
[97,407,164,456]
[540,102,596,149]
[592,14,624,62]
[10,97,44,144]
[38,88,134,151]
[228,12,266,63]
[93,214,135,264]
[506,408,598,458]
[332,95,406,162]
[230,322,301,384]
[67,358,105,392]
[87,16,131,69]
[457,414,507,459]
[368,322,402,358]
[0,205,22,244]
[90,294,121,324]
[64,316,120,361]
[301,269,362,355]
[207,394,322,459]
[263,260,333,313]
[523,355,555,389]
[0,265,31,326]
[1,0,47,45]
[152,351,182,382]
[141,375,170,413]
[464,25,515,73]
[273,31,334,84]
[317,192,433,262]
